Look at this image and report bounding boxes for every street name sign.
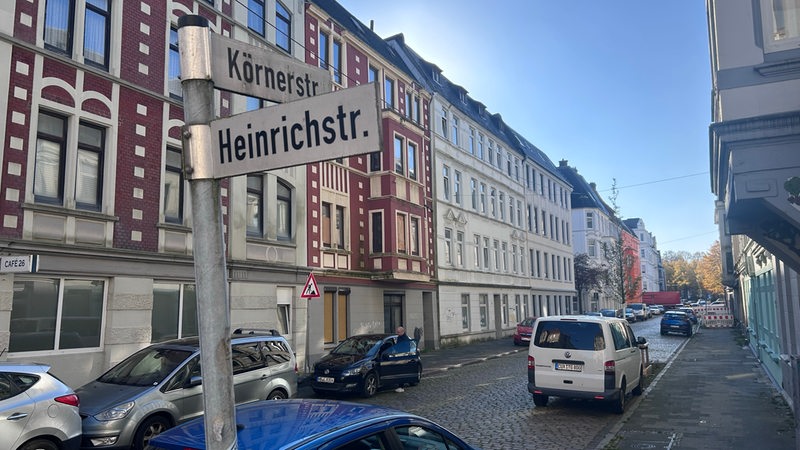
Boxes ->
[209,82,382,179]
[210,33,332,103]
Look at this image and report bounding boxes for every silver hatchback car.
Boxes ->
[76,330,297,450]
[0,362,81,450]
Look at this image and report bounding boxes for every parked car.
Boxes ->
[147,399,482,450]
[0,363,81,450]
[628,303,649,321]
[76,329,297,450]
[624,308,636,322]
[660,311,693,337]
[527,315,647,414]
[648,305,663,315]
[312,334,421,398]
[513,317,537,346]
[600,308,621,318]
[676,307,699,324]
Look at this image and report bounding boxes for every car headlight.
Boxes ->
[341,367,363,377]
[94,402,135,421]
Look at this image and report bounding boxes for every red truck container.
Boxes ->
[641,291,681,307]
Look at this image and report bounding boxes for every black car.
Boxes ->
[661,311,693,337]
[312,334,421,398]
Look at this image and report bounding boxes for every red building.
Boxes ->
[303,0,438,359]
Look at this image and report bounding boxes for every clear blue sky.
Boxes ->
[339,0,717,255]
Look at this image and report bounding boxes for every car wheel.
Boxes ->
[133,415,171,450]
[409,365,422,386]
[612,381,626,414]
[632,367,644,396]
[686,328,693,337]
[267,388,288,400]
[361,372,378,398]
[532,393,548,407]
[19,439,59,450]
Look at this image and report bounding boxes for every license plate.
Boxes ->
[555,362,582,372]
[317,376,334,383]
[671,325,681,328]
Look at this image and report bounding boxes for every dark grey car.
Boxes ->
[76,331,296,450]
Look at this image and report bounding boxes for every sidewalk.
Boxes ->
[595,327,796,450]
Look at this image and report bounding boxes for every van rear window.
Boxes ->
[534,321,604,351]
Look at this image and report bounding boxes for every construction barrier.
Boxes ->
[701,314,734,328]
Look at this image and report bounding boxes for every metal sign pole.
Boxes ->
[177,15,237,450]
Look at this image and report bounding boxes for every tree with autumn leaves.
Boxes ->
[662,241,724,300]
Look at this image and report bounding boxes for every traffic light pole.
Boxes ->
[177,15,237,450]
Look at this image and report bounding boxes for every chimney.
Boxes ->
[589,182,597,191]
[370,20,374,31]
[559,159,568,167]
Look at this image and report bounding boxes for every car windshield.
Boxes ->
[98,347,192,386]
[331,336,383,356]
[664,313,685,320]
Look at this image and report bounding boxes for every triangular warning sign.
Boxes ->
[300,273,320,299]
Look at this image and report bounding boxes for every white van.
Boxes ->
[526,315,647,414]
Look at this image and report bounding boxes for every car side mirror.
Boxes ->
[637,336,648,347]
[188,375,202,387]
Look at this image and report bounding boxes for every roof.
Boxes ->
[384,35,569,185]
[556,162,614,214]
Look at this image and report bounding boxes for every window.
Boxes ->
[152,283,197,343]
[480,183,487,213]
[276,180,292,240]
[479,294,488,329]
[493,240,500,270]
[84,0,111,69]
[499,192,505,220]
[490,188,496,217]
[442,165,450,200]
[444,228,452,264]
[275,1,291,53]
[454,171,462,204]
[478,133,485,159]
[324,289,348,344]
[276,288,292,335]
[461,294,470,330]
[248,0,266,36]
[9,278,105,352]
[371,211,383,253]
[384,77,395,109]
[502,242,508,272]
[473,235,480,268]
[331,39,342,84]
[413,96,420,123]
[761,0,800,52]
[488,140,495,165]
[512,244,518,273]
[396,213,407,254]
[164,147,184,224]
[468,128,475,154]
[368,65,379,83]
[246,175,263,236]
[483,237,490,268]
[44,0,74,54]
[34,112,67,205]
[508,195,514,223]
[369,151,381,171]
[336,205,345,249]
[502,295,509,326]
[394,135,404,175]
[318,31,328,69]
[168,27,181,98]
[456,231,464,266]
[322,202,332,247]
[405,91,412,118]
[440,109,448,139]
[470,179,478,209]
[407,141,417,180]
[451,116,459,146]
[410,217,420,256]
